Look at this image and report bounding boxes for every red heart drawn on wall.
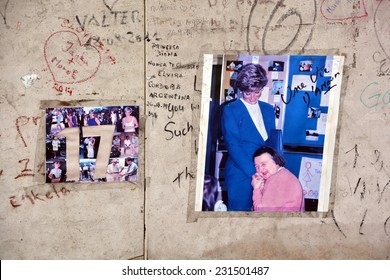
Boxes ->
[44,31,101,84]
[320,0,368,21]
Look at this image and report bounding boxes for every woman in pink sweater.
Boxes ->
[251,146,304,212]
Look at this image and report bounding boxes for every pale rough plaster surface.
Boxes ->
[145,0,390,260]
[0,0,145,259]
[1,0,389,259]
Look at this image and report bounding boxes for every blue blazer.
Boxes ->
[221,99,276,210]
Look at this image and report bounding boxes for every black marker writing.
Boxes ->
[354,177,366,201]
[173,167,194,188]
[359,209,368,235]
[164,121,193,141]
[345,144,359,168]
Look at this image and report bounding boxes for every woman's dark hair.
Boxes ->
[202,174,219,211]
[253,146,286,167]
[234,63,268,93]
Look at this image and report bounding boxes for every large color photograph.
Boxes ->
[196,54,344,212]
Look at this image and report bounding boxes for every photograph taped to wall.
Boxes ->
[45,105,139,183]
[195,54,344,213]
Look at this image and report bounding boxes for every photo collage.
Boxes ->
[45,105,140,183]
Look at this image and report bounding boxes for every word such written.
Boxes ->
[164,121,193,141]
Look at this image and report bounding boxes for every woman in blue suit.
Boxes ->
[222,63,276,211]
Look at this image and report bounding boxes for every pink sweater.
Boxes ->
[252,168,304,212]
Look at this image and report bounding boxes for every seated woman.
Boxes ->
[251,146,304,212]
